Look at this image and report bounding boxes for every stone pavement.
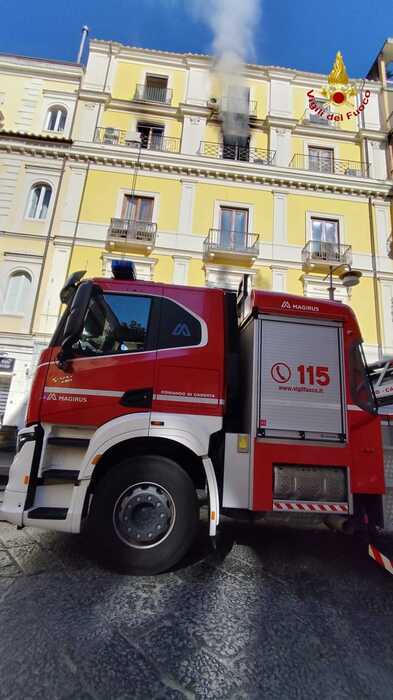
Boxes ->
[0,518,393,700]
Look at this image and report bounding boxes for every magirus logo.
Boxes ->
[281,300,320,312]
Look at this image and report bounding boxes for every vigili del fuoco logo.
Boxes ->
[307,51,369,122]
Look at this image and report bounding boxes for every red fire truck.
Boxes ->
[0,262,386,574]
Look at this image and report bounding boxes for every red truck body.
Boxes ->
[0,269,385,573]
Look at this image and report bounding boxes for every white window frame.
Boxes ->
[115,189,159,224]
[3,269,32,316]
[44,105,67,132]
[213,200,254,233]
[25,183,52,221]
[305,211,345,245]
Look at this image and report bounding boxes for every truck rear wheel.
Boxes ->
[88,455,198,575]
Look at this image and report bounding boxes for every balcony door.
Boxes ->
[308,146,334,173]
[137,123,164,150]
[220,207,248,251]
[311,218,339,261]
[122,195,154,222]
[144,75,169,103]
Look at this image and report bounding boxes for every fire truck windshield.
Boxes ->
[349,342,377,414]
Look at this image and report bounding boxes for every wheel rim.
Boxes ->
[113,481,176,549]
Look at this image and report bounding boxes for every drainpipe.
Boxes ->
[368,195,383,361]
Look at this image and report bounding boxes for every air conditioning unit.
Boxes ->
[125,131,142,146]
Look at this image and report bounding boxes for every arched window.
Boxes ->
[26,183,52,220]
[3,271,32,314]
[45,106,67,132]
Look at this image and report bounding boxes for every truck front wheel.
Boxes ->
[88,455,198,575]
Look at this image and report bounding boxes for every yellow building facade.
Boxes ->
[0,39,392,428]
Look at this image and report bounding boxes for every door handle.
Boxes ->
[120,388,153,408]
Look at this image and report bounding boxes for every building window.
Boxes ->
[309,99,331,123]
[310,217,340,258]
[144,75,169,103]
[308,146,334,173]
[3,271,32,314]
[26,183,52,220]
[45,106,67,132]
[137,123,164,150]
[219,206,249,250]
[121,195,154,222]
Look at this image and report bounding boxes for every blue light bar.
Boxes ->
[111,260,136,280]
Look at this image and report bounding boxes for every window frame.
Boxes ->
[44,105,67,132]
[121,194,155,222]
[72,291,156,358]
[25,183,52,220]
[137,122,165,149]
[310,216,340,246]
[3,269,32,316]
[308,145,335,173]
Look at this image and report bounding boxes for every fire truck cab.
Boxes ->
[0,264,385,574]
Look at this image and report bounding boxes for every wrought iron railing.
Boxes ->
[204,228,260,256]
[200,141,276,165]
[107,219,157,248]
[94,128,180,153]
[134,84,173,105]
[219,98,258,117]
[290,154,370,178]
[302,240,352,267]
[94,128,138,147]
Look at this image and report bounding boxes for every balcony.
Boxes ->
[302,240,352,272]
[94,128,180,153]
[200,141,276,165]
[204,228,260,263]
[106,219,157,252]
[133,84,173,105]
[219,97,258,117]
[290,154,370,178]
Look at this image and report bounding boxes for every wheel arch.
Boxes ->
[81,436,219,535]
[90,436,207,491]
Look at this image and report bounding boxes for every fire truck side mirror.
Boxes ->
[56,281,94,370]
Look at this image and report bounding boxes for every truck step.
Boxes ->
[40,468,80,483]
[27,507,68,520]
[47,437,90,449]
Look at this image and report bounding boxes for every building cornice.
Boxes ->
[0,135,391,200]
[0,56,82,83]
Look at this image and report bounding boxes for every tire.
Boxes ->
[88,454,198,575]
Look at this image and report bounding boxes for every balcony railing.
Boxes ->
[107,218,157,250]
[290,154,370,178]
[307,112,335,127]
[219,98,258,117]
[134,84,173,105]
[200,141,276,165]
[94,128,180,153]
[302,240,352,268]
[204,228,260,258]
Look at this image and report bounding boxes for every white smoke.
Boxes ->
[192,0,260,142]
[157,0,261,142]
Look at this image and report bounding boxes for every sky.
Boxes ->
[1,0,393,77]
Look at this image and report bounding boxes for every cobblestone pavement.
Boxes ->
[0,517,392,700]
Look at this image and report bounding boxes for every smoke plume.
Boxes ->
[192,0,260,143]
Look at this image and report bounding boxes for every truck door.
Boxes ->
[257,316,346,442]
[43,287,159,428]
